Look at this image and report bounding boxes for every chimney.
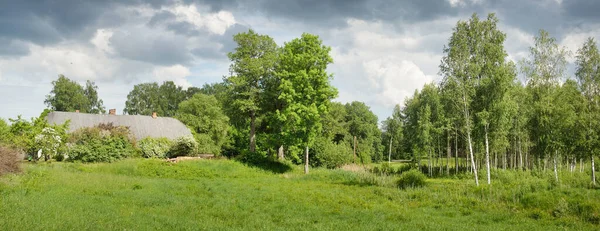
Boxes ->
[75,110,79,113]
[152,112,157,119]
[109,109,116,115]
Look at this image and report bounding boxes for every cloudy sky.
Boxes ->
[1,0,599,122]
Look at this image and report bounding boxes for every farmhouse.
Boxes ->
[45,110,192,140]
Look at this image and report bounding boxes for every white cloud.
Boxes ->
[168,4,235,35]
[152,64,192,89]
[364,57,434,107]
[91,29,115,54]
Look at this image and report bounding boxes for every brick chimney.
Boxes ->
[75,110,79,113]
[109,109,116,115]
[152,112,157,119]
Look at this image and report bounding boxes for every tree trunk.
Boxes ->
[467,131,479,186]
[455,129,458,173]
[447,132,451,175]
[304,146,309,174]
[277,145,284,160]
[553,151,559,182]
[592,156,596,187]
[428,148,432,177]
[485,125,491,185]
[581,158,584,173]
[518,137,523,170]
[388,136,392,163]
[250,111,256,152]
[353,136,357,164]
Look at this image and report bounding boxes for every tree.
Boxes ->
[520,30,570,179]
[124,81,189,117]
[45,75,105,113]
[176,93,230,155]
[84,81,106,114]
[345,101,382,164]
[382,105,403,162]
[575,38,600,185]
[440,14,491,186]
[274,33,338,173]
[225,29,278,153]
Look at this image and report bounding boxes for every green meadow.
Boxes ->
[1,159,599,230]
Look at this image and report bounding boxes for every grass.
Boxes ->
[1,159,599,230]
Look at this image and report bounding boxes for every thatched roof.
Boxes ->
[46,111,192,140]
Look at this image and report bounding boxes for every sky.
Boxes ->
[1,0,599,123]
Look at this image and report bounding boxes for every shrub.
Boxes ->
[396,169,427,189]
[34,127,63,161]
[0,145,21,175]
[139,137,172,158]
[311,137,353,169]
[168,136,198,158]
[67,124,136,163]
[195,133,220,155]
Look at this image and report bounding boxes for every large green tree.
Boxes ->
[274,33,338,173]
[45,75,105,113]
[225,29,278,153]
[344,101,382,164]
[123,81,189,117]
[176,93,230,155]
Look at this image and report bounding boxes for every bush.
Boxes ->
[139,137,172,158]
[0,145,21,175]
[396,169,427,189]
[67,124,136,163]
[168,136,198,158]
[195,133,221,155]
[311,137,353,169]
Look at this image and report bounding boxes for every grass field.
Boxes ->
[1,159,599,230]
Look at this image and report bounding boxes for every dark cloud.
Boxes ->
[110,30,193,66]
[0,39,30,57]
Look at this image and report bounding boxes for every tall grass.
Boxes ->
[1,159,599,230]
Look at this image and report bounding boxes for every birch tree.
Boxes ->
[520,30,570,178]
[575,38,600,186]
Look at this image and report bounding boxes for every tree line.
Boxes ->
[39,13,600,184]
[386,13,600,186]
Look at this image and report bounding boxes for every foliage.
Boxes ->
[0,118,10,144]
[44,75,105,113]
[345,101,382,163]
[274,33,338,155]
[168,136,198,158]
[176,93,229,155]
[67,124,136,162]
[124,81,195,117]
[311,136,352,169]
[0,145,21,176]
[138,137,172,158]
[396,169,428,189]
[225,29,279,152]
[6,110,70,158]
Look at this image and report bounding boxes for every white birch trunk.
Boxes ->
[592,156,596,187]
[485,126,491,185]
[553,151,559,182]
[388,137,392,163]
[304,146,309,174]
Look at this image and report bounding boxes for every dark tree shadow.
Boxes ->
[244,159,293,174]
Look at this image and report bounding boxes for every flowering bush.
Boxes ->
[139,137,173,158]
[34,127,62,161]
[168,136,198,158]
